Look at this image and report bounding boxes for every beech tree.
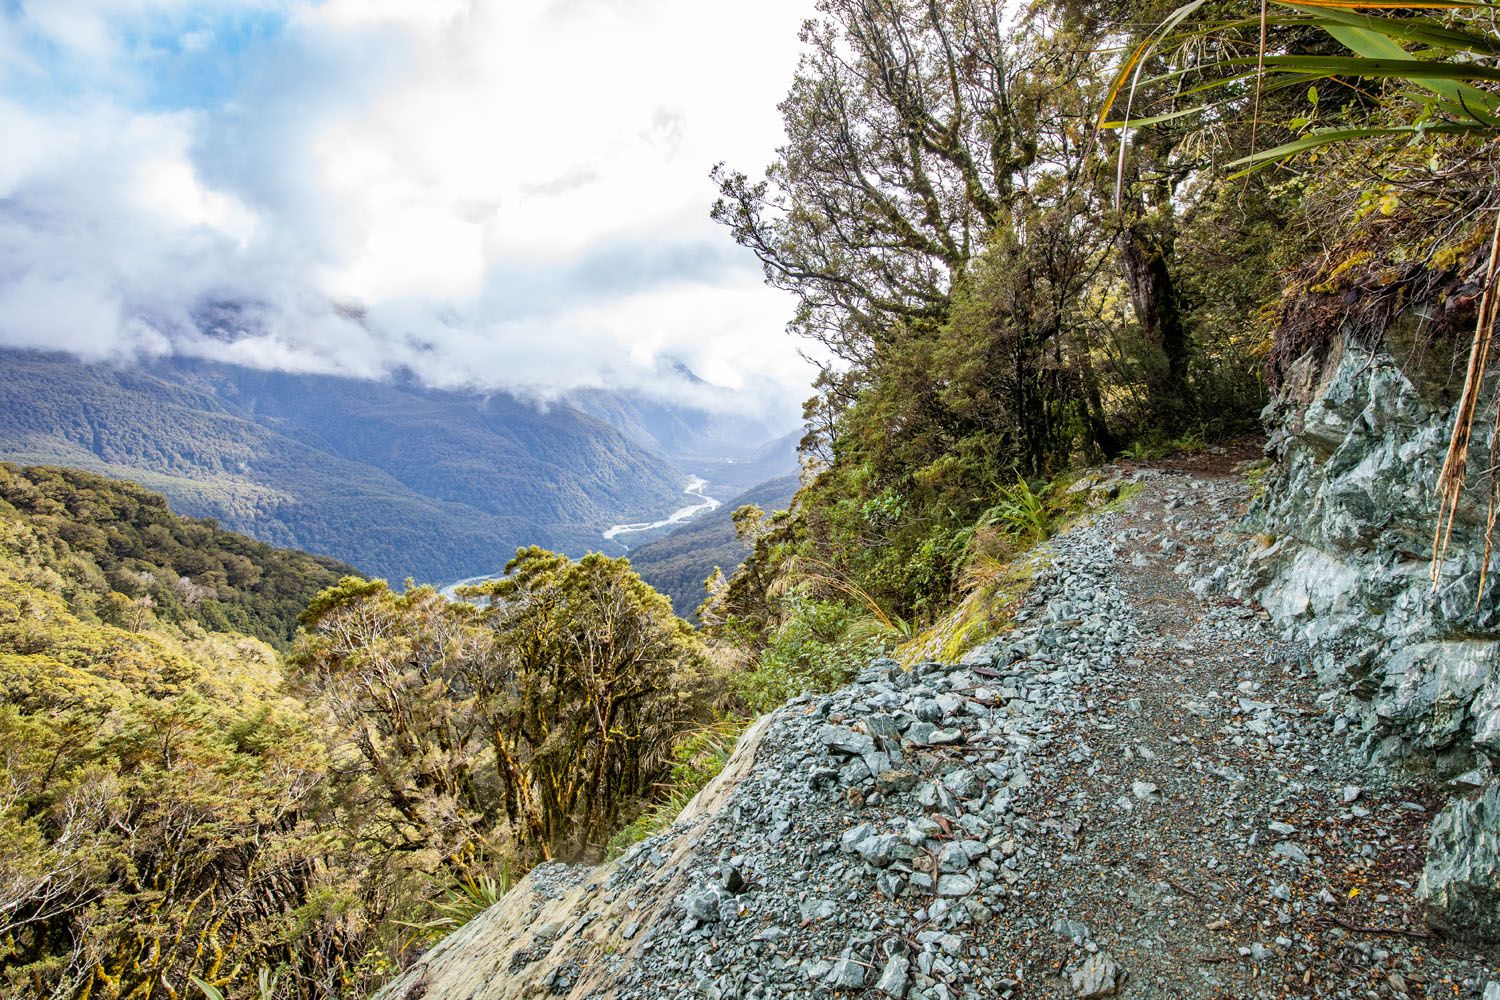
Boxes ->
[295,551,706,867]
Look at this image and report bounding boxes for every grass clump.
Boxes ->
[731,597,897,715]
[606,718,749,859]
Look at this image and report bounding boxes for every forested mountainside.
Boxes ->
[0,351,688,582]
[0,463,353,646]
[564,363,797,481]
[629,473,799,617]
[0,468,711,998]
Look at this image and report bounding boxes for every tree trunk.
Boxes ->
[1117,220,1191,430]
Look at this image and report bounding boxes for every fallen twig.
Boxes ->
[1319,914,1432,940]
[1167,878,1205,902]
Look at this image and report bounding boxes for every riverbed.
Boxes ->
[438,475,721,598]
[602,475,720,549]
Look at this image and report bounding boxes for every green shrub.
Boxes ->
[981,478,1052,543]
[733,598,894,714]
[606,719,747,858]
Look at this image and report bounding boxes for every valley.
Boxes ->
[603,474,722,549]
[4,0,1500,996]
[0,350,796,588]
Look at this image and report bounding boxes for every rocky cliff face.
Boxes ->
[1221,335,1500,940]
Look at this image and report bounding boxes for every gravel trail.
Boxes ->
[382,456,1498,1000]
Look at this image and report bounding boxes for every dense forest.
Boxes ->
[0,470,710,998]
[0,465,353,647]
[701,0,1497,681]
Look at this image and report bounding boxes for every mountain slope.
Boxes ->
[0,351,687,582]
[565,378,799,495]
[629,473,799,617]
[0,462,354,646]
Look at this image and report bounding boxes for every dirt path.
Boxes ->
[383,455,1497,1000]
[994,457,1483,998]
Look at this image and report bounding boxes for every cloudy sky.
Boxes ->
[0,0,817,418]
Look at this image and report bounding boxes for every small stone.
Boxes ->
[875,954,910,997]
[1053,917,1090,942]
[1070,951,1123,998]
[937,873,977,896]
[825,950,870,990]
[820,725,877,757]
[841,823,875,854]
[1341,785,1362,803]
[719,863,746,894]
[1273,841,1309,864]
[800,958,834,982]
[683,885,725,924]
[856,833,902,868]
[878,769,919,794]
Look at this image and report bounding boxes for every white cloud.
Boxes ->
[0,0,821,421]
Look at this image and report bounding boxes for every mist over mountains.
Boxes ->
[0,349,798,584]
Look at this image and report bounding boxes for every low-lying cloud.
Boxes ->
[0,0,817,420]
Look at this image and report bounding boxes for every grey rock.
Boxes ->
[943,769,980,800]
[928,727,965,746]
[1273,841,1309,865]
[1069,951,1123,998]
[937,873,977,897]
[878,768,919,794]
[821,725,877,757]
[1418,781,1500,942]
[855,833,902,868]
[875,954,910,997]
[1053,917,1090,942]
[825,949,870,990]
[718,863,746,894]
[841,823,876,854]
[912,699,943,722]
[682,885,726,924]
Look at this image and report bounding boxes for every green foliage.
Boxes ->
[1103,1,1500,172]
[299,547,711,865]
[409,867,513,936]
[192,968,279,1000]
[733,599,895,714]
[703,1,1282,665]
[0,470,716,998]
[0,492,358,997]
[605,718,747,858]
[0,462,353,647]
[982,479,1053,543]
[1119,426,1212,461]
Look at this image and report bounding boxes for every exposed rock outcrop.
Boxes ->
[1218,335,1500,941]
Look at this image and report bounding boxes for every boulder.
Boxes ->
[1419,781,1500,943]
